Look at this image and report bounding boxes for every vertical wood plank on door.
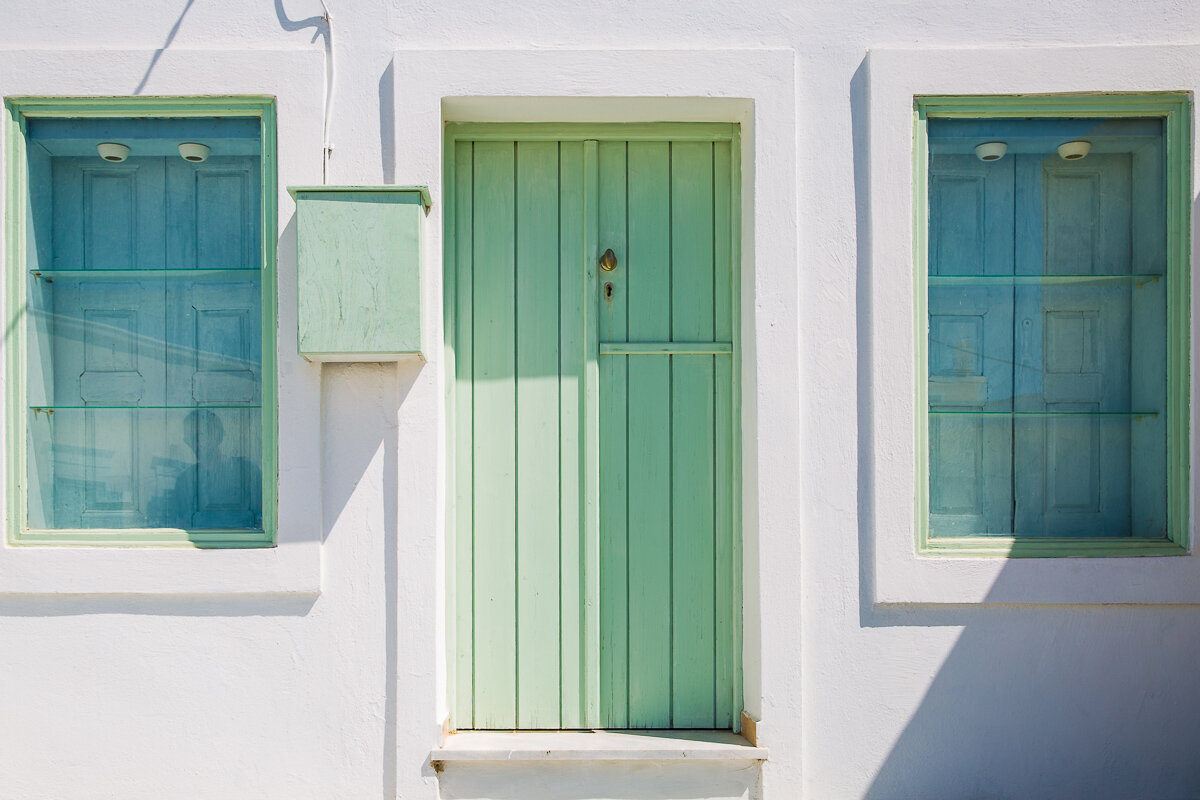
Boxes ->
[582,140,602,727]
[624,140,673,727]
[597,140,630,729]
[453,141,476,728]
[669,141,716,728]
[558,141,586,727]
[471,141,518,728]
[712,140,735,729]
[514,140,563,728]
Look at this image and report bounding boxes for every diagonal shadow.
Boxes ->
[274,0,327,38]
[134,0,197,95]
[850,53,1200,798]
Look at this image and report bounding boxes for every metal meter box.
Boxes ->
[289,185,430,361]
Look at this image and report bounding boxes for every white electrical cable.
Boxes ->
[317,0,335,183]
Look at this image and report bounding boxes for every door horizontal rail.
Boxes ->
[599,342,733,356]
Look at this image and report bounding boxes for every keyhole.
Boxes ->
[604,282,614,302]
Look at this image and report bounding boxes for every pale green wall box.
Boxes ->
[289,185,430,361]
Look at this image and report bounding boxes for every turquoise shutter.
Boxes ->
[31,127,263,532]
[926,118,1168,539]
[928,153,1016,535]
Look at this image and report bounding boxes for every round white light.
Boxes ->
[97,142,130,162]
[974,142,1008,162]
[178,142,211,163]
[1057,140,1092,161]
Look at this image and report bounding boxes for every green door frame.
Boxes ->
[442,122,743,730]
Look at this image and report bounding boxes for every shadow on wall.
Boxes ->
[859,603,1200,800]
[134,0,196,94]
[850,57,1200,800]
[274,0,329,44]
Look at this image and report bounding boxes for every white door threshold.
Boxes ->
[431,729,767,765]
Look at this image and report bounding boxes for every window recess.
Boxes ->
[6,102,276,547]
[917,96,1190,555]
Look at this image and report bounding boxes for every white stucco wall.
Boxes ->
[1,2,1199,799]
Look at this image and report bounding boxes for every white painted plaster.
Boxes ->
[0,3,1197,800]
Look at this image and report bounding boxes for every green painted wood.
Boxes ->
[623,140,674,727]
[669,141,717,728]
[6,106,31,545]
[914,94,1191,556]
[514,140,563,728]
[448,125,740,730]
[10,96,275,117]
[452,140,475,728]
[293,188,423,360]
[916,93,1189,118]
[4,97,277,548]
[288,184,431,209]
[557,141,587,728]
[258,103,280,544]
[712,140,735,729]
[597,140,629,729]
[727,132,744,733]
[1128,137,1168,540]
[1165,101,1192,554]
[922,536,1186,557]
[600,342,732,355]
[582,139,603,728]
[447,122,737,143]
[469,141,519,728]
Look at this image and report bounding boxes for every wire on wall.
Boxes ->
[318,0,335,183]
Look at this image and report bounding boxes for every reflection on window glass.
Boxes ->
[23,117,263,532]
[927,117,1166,538]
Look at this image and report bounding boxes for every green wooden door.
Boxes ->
[451,127,739,730]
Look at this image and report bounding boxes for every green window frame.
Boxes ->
[914,93,1191,557]
[4,96,278,547]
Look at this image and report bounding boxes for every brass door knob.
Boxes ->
[600,248,617,271]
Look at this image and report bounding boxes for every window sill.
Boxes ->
[431,730,767,765]
[919,537,1187,558]
[11,529,273,548]
[0,537,320,595]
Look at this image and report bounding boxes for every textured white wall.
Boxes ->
[0,2,1199,799]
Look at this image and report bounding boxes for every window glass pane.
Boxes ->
[927,117,1167,538]
[22,118,263,533]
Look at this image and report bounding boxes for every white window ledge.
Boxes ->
[431,730,767,764]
